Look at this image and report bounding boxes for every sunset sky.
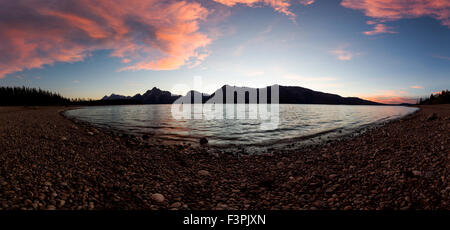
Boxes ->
[0,0,449,104]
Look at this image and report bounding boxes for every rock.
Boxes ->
[142,134,150,140]
[412,170,422,176]
[47,205,56,210]
[200,137,208,145]
[198,170,211,177]
[427,113,438,121]
[38,193,46,201]
[89,202,95,209]
[312,201,322,207]
[24,199,32,206]
[276,162,285,169]
[61,137,67,141]
[170,202,182,208]
[87,131,94,136]
[58,200,66,208]
[151,193,165,203]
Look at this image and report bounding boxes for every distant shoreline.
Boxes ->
[62,104,419,154]
[0,105,448,210]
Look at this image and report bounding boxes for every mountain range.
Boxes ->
[101,85,381,105]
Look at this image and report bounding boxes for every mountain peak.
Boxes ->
[102,85,380,105]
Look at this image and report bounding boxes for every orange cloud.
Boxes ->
[411,85,424,89]
[362,89,417,104]
[364,96,417,104]
[0,0,211,78]
[341,0,450,30]
[363,23,397,35]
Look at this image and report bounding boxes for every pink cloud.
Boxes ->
[411,85,424,89]
[330,45,358,61]
[212,0,315,20]
[0,0,212,78]
[213,0,295,18]
[363,23,397,35]
[299,0,315,6]
[341,0,450,28]
[364,96,417,104]
[362,89,417,104]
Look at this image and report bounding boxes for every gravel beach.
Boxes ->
[0,105,448,210]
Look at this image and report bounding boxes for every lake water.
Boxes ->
[65,104,418,147]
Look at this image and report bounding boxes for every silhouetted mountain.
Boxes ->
[196,85,380,105]
[101,94,131,100]
[103,85,381,105]
[103,87,181,104]
[134,87,181,104]
[278,85,380,105]
[173,90,211,104]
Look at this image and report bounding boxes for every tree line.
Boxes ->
[0,86,70,106]
[418,90,450,105]
[0,86,140,106]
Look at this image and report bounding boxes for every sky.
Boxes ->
[0,0,449,104]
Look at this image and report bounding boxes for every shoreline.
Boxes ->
[0,105,448,210]
[61,105,420,155]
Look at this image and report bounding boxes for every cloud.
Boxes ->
[362,89,417,104]
[212,0,315,20]
[341,0,450,28]
[364,96,417,104]
[433,55,450,61]
[213,0,295,18]
[363,23,397,35]
[411,85,424,89]
[330,45,358,61]
[0,0,211,78]
[299,0,315,6]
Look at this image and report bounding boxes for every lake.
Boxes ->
[64,104,418,147]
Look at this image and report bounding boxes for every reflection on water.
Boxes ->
[65,104,418,146]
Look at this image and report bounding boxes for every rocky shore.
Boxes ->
[0,105,448,210]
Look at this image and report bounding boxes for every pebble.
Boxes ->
[200,138,208,145]
[198,170,211,176]
[151,193,165,203]
[170,202,182,208]
[58,200,66,208]
[1,105,448,211]
[276,162,285,169]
